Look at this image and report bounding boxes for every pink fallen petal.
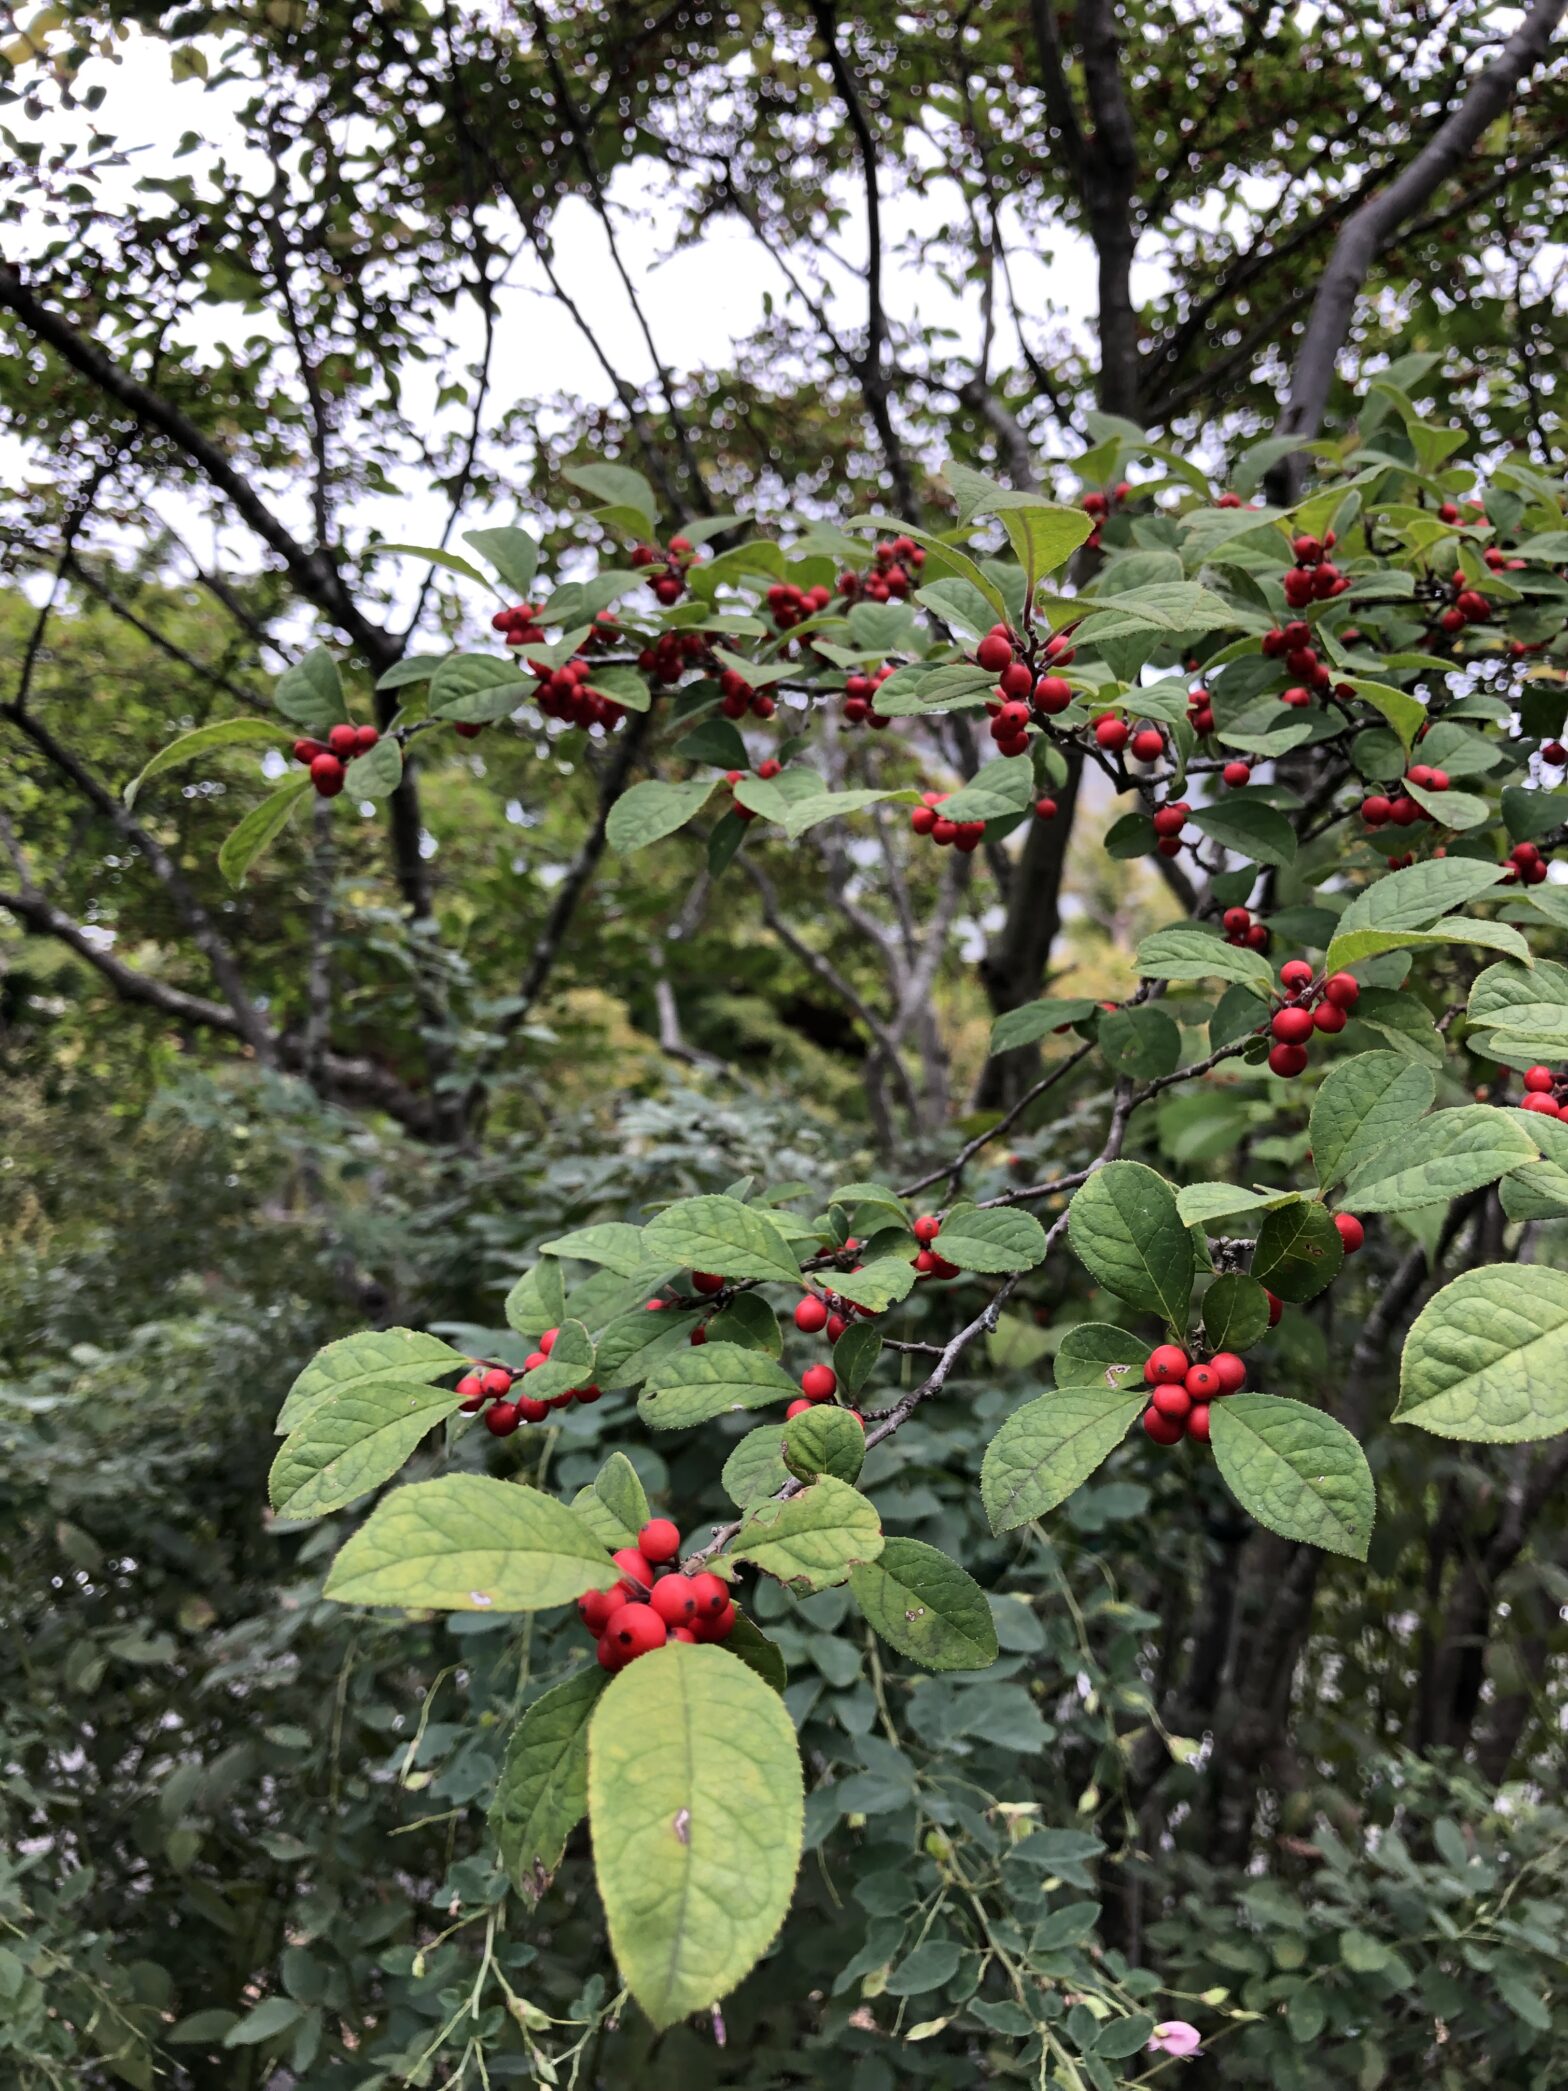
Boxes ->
[1148,2020,1202,2057]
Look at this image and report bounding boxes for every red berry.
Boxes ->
[686,1571,730,1620]
[1314,1002,1347,1035]
[579,1588,617,1635]
[327,722,360,758]
[353,723,380,753]
[1131,727,1164,761]
[484,1400,520,1436]
[598,1633,625,1671]
[1032,675,1073,713]
[638,1518,681,1565]
[913,1215,941,1244]
[1152,806,1187,838]
[480,1368,513,1397]
[1034,796,1058,820]
[309,753,345,796]
[604,1603,667,1660]
[1223,761,1251,787]
[516,1396,550,1423]
[1185,1403,1211,1443]
[794,1295,829,1334]
[692,1598,736,1642]
[1269,1043,1309,1078]
[1143,1408,1185,1445]
[1145,1344,1191,1386]
[691,1271,725,1295]
[1280,960,1314,994]
[826,1312,849,1342]
[1265,1288,1283,1327]
[1211,1352,1247,1394]
[976,633,1014,673]
[1151,1382,1192,1420]
[292,737,324,764]
[1361,796,1392,827]
[1333,1212,1365,1254]
[801,1364,837,1402]
[1223,906,1252,935]
[611,1547,653,1596]
[1184,1363,1221,1401]
[1271,1006,1315,1046]
[1523,1065,1556,1093]
[670,1626,697,1643]
[911,805,937,835]
[1322,973,1360,1010]
[999,661,1033,699]
[785,1397,814,1419]
[649,1575,698,1626]
[1094,716,1130,752]
[1519,1092,1562,1117]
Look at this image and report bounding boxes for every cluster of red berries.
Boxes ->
[1281,532,1350,609]
[527,654,628,733]
[1221,905,1271,953]
[577,1521,737,1670]
[491,602,548,648]
[1186,686,1216,738]
[909,1210,961,1281]
[718,669,778,721]
[909,791,987,852]
[726,760,781,820]
[456,1328,602,1434]
[835,537,925,602]
[1141,1343,1248,1445]
[1264,961,1360,1076]
[1517,1066,1566,1118]
[1360,764,1453,833]
[631,536,698,608]
[1079,481,1132,550]
[973,626,1078,719]
[291,722,381,797]
[841,664,895,728]
[765,580,834,631]
[1148,796,1193,859]
[1501,840,1551,887]
[636,628,712,686]
[1260,621,1339,708]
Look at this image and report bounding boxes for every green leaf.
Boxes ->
[564,462,658,529]
[1403,777,1489,830]
[223,1996,306,2048]
[828,1257,916,1311]
[587,1643,802,2029]
[277,1327,467,1434]
[273,647,343,730]
[323,1476,617,1612]
[833,1318,881,1393]
[644,1194,802,1284]
[1074,580,1240,642]
[1188,796,1297,870]
[218,775,313,886]
[592,1306,702,1388]
[781,1405,866,1483]
[125,718,283,806]
[724,1476,884,1594]
[1251,1201,1343,1303]
[539,1222,649,1276]
[1309,1052,1437,1192]
[989,998,1100,1053]
[1396,1266,1568,1442]
[519,1320,596,1402]
[269,1380,462,1519]
[724,1609,788,1693]
[721,1426,791,1508]
[981,1389,1148,1533]
[606,778,714,852]
[1068,1162,1194,1324]
[938,755,1035,823]
[1209,1395,1375,1560]
[851,513,1009,620]
[1341,677,1426,753]
[872,661,997,716]
[704,1289,782,1353]
[371,541,499,593]
[935,1206,1047,1274]
[780,787,908,839]
[506,1258,567,1339]
[1325,918,1529,974]
[850,1538,998,1672]
[638,1343,800,1430]
[1201,1274,1272,1352]
[463,525,540,599]
[1467,956,1568,1037]
[343,733,402,800]
[1176,1183,1292,1226]
[491,1666,606,1896]
[427,652,529,724]
[1098,1005,1182,1080]
[1136,925,1273,993]
[995,501,1095,593]
[1343,1106,1538,1214]
[375,653,448,691]
[1052,1322,1147,1392]
[1336,857,1506,935]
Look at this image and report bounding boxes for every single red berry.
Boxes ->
[638,1518,681,1565]
[801,1364,837,1402]
[1143,1407,1185,1445]
[354,723,380,753]
[650,1575,698,1626]
[826,1311,849,1341]
[1519,1092,1562,1117]
[484,1400,520,1436]
[611,1547,653,1596]
[1361,795,1392,827]
[976,632,1014,673]
[1265,1288,1283,1327]
[910,805,937,835]
[480,1367,513,1398]
[785,1397,814,1419]
[523,1351,548,1373]
[1151,1382,1192,1421]
[1145,1344,1191,1386]
[1034,796,1058,821]
[693,1598,737,1642]
[1280,960,1314,994]
[1269,1042,1309,1078]
[1523,1065,1556,1093]
[1334,1212,1365,1254]
[687,1571,730,1621]
[604,1603,667,1660]
[1184,1363,1221,1401]
[1222,906,1252,936]
[670,1626,697,1643]
[309,752,345,796]
[516,1395,550,1423]
[1131,727,1164,761]
[1211,1352,1247,1394]
[1223,761,1251,787]
[1322,973,1360,1010]
[578,1587,617,1635]
[1000,661,1034,699]
[1314,1002,1347,1035]
[598,1633,626,1671]
[794,1295,829,1334]
[457,1370,486,1399]
[1152,806,1187,838]
[691,1271,725,1295]
[1095,716,1130,752]
[327,722,360,758]
[1185,1403,1211,1443]
[292,737,324,764]
[1033,675,1073,713]
[913,1215,941,1244]
[1271,1006,1315,1046]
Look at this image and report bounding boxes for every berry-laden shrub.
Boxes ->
[140,404,1568,2065]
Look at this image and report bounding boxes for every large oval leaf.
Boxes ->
[276,1327,468,1435]
[1067,1162,1193,1325]
[1309,1051,1436,1192]
[638,1343,800,1430]
[1209,1395,1374,1560]
[849,1538,998,1672]
[1396,1266,1568,1442]
[587,1643,803,2029]
[643,1195,802,1285]
[723,1475,883,1594]
[491,1666,606,1897]
[323,1476,617,1612]
[269,1380,463,1519]
[981,1388,1147,1533]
